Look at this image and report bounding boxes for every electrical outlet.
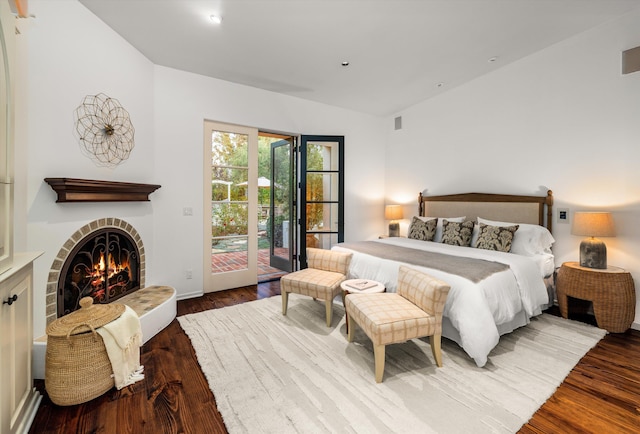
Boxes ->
[185,269,193,279]
[183,207,193,216]
[557,208,569,224]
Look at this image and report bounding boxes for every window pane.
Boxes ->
[306,141,339,171]
[212,203,248,237]
[270,217,290,260]
[211,235,248,272]
[211,131,248,167]
[306,203,339,232]
[307,232,339,250]
[211,167,248,201]
[306,172,338,202]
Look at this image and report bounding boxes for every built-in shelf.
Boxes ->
[44,178,161,202]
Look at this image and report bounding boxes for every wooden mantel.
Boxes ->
[44,178,161,202]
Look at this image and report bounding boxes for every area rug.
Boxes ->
[178,296,606,434]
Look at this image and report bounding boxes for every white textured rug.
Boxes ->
[178,296,606,434]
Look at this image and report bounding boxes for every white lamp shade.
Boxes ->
[384,205,403,220]
[572,212,615,238]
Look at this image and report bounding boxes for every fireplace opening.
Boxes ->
[58,227,140,317]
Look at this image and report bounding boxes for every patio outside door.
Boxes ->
[298,135,344,267]
[269,138,296,272]
[203,120,258,292]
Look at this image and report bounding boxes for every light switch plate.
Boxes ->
[557,208,569,224]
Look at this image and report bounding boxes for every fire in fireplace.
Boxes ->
[59,228,140,317]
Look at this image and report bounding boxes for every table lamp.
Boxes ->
[571,211,615,269]
[385,205,403,237]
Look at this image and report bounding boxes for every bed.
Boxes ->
[333,190,556,367]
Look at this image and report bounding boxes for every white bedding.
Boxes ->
[332,237,551,367]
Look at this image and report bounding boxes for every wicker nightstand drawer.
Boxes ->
[556,261,636,333]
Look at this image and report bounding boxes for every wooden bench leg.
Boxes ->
[374,344,386,383]
[347,310,355,342]
[282,291,288,316]
[430,334,443,367]
[325,299,333,327]
[342,291,350,333]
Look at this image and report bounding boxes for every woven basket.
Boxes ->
[45,297,125,406]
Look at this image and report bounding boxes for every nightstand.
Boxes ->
[556,261,636,333]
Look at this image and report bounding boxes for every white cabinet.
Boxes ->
[0,0,15,275]
[0,10,36,432]
[1,252,42,434]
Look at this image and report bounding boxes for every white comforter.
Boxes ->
[332,237,551,367]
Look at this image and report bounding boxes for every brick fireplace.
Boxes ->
[33,184,177,381]
[45,217,145,326]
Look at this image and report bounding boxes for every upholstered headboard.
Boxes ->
[418,190,554,233]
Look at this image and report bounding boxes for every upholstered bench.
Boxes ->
[346,266,450,383]
[281,248,352,327]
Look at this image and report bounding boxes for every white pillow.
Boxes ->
[476,217,555,256]
[417,216,466,243]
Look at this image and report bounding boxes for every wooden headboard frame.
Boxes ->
[418,190,554,234]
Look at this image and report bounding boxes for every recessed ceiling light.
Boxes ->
[210,15,222,24]
[488,56,498,63]
[341,61,350,67]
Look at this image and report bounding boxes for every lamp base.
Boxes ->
[388,222,399,237]
[579,238,607,269]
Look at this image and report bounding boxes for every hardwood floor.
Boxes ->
[29,282,640,434]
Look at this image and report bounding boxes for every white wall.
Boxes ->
[24,0,156,337]
[20,1,386,337]
[152,66,386,299]
[385,9,640,327]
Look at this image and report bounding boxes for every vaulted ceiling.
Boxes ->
[79,0,640,116]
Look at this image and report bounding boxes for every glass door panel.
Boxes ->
[305,203,340,232]
[204,121,258,292]
[306,143,340,171]
[299,136,344,267]
[306,173,339,195]
[311,233,340,250]
[269,138,295,272]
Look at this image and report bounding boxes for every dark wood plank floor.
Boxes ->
[30,281,640,434]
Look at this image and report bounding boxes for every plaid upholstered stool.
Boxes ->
[345,266,451,383]
[281,248,352,327]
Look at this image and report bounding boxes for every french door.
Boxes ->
[269,138,296,272]
[203,124,344,291]
[203,121,258,292]
[298,136,344,267]
[267,135,345,271]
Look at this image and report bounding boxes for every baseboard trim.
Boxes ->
[15,389,42,434]
[176,289,204,301]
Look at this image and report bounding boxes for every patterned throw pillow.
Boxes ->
[441,220,474,246]
[408,216,437,241]
[475,223,519,252]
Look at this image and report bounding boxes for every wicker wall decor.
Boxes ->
[74,93,135,168]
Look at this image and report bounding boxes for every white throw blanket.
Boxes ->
[96,305,145,390]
